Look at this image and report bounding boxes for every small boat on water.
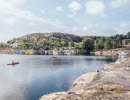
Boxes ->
[51,49,58,59]
[7,62,19,65]
[51,57,57,59]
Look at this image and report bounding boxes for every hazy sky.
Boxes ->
[0,0,130,42]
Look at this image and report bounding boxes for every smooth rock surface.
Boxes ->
[73,72,97,87]
[40,57,130,100]
[102,57,130,71]
[40,92,67,100]
[95,48,130,56]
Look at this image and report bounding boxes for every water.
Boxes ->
[0,54,117,100]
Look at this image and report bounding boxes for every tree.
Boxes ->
[96,39,104,50]
[104,39,112,50]
[60,39,68,47]
[82,38,94,53]
[7,39,16,44]
[127,32,130,39]
[69,42,74,47]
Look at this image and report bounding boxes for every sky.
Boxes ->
[0,0,130,42]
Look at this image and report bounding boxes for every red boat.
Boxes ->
[7,62,19,65]
[51,49,58,59]
[51,57,57,59]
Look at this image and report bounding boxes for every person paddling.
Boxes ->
[12,60,14,64]
[7,61,19,65]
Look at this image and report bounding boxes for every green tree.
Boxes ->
[69,42,74,47]
[82,38,94,53]
[60,39,68,47]
[104,39,112,50]
[127,32,130,39]
[96,39,104,50]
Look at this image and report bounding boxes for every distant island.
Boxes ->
[0,32,130,55]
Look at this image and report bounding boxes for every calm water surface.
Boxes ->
[0,54,117,100]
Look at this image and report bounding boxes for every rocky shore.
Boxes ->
[95,48,130,56]
[102,57,130,71]
[0,49,12,54]
[40,57,130,100]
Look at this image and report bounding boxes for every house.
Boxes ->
[63,49,75,55]
[57,50,64,55]
[122,39,130,46]
[37,48,45,54]
[74,42,82,45]
[53,49,58,55]
[122,39,130,48]
[74,42,79,45]
[25,49,35,55]
[45,50,53,55]
[12,50,25,54]
[10,43,21,47]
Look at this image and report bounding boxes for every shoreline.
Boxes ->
[95,48,130,56]
[0,48,130,57]
[40,57,130,100]
[0,53,94,56]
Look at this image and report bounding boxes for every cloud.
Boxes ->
[0,0,129,42]
[116,22,130,34]
[40,10,45,15]
[0,0,50,26]
[56,6,64,12]
[0,0,64,42]
[86,1,105,15]
[83,26,88,31]
[7,0,25,5]
[68,1,82,11]
[68,12,77,18]
[0,3,62,27]
[5,17,16,25]
[68,1,82,17]
[69,24,117,36]
[110,0,129,8]
[0,0,25,11]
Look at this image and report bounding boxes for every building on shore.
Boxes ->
[25,49,36,55]
[37,48,45,55]
[53,49,58,55]
[12,49,38,55]
[0,49,13,54]
[63,49,75,55]
[58,48,76,55]
[12,50,25,54]
[45,50,53,55]
[11,48,76,55]
[122,39,130,48]
[10,43,21,47]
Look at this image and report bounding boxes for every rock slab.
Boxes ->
[40,58,130,100]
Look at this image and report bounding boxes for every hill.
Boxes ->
[13,32,82,42]
[7,32,82,50]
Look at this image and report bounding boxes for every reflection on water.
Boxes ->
[0,54,117,100]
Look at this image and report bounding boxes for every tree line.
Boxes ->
[1,32,130,55]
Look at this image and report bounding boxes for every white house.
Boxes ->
[63,49,75,55]
[10,43,21,47]
[74,42,82,45]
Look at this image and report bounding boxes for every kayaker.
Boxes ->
[12,60,14,64]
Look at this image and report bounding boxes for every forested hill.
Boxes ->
[5,32,130,52]
[10,32,82,43]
